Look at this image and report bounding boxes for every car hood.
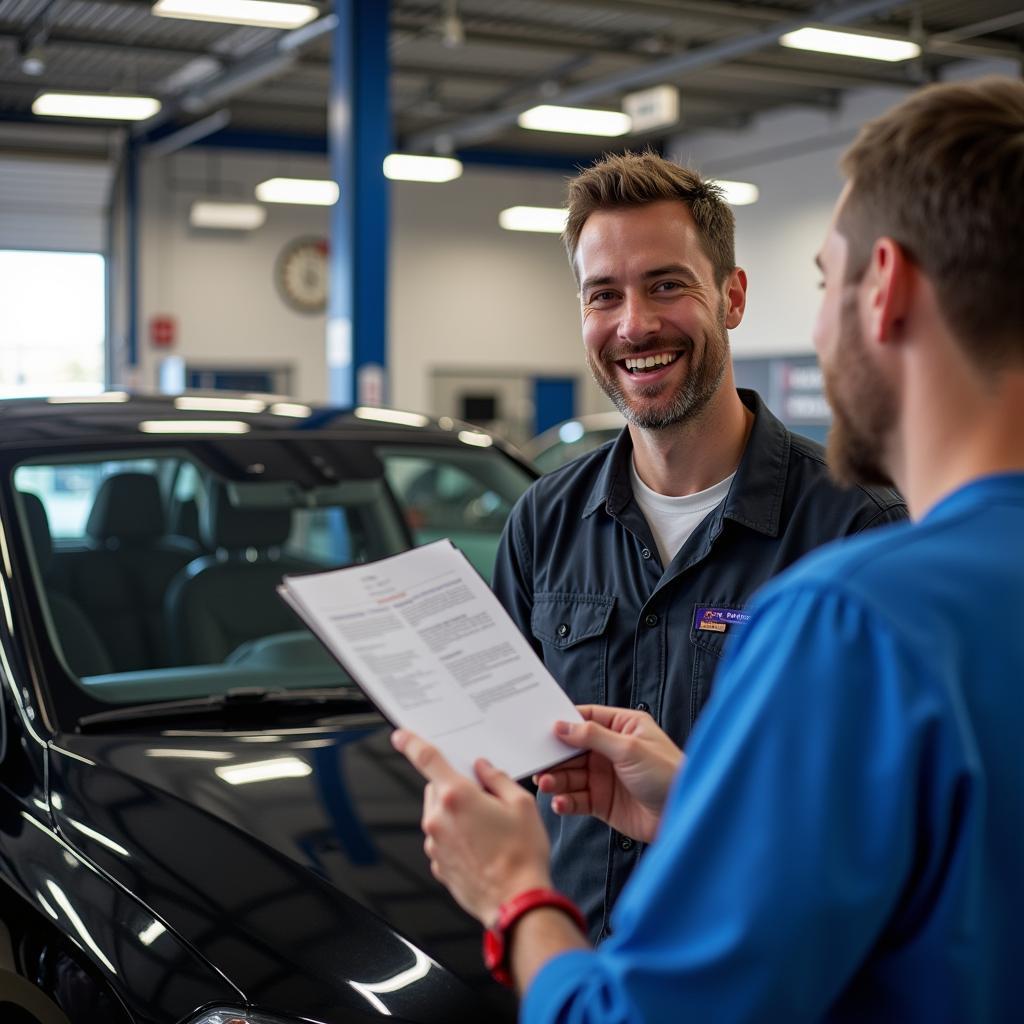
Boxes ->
[47,718,515,1023]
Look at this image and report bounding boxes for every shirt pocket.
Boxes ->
[531,592,616,706]
[688,603,745,727]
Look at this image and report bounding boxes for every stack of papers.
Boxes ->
[279,540,582,779]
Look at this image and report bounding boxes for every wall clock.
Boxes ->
[276,236,329,314]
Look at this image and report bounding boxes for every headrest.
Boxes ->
[20,492,53,572]
[201,480,291,551]
[86,473,166,544]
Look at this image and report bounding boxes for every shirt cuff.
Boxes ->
[522,949,605,1024]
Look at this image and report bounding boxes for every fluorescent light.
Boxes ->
[710,179,760,206]
[499,206,568,234]
[780,27,921,62]
[190,201,266,231]
[215,756,312,785]
[33,93,161,121]
[139,420,252,434]
[458,430,493,448]
[152,0,318,30]
[174,396,266,413]
[354,407,429,427]
[255,177,339,206]
[383,154,463,182]
[518,104,631,137]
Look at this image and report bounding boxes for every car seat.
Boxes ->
[164,480,315,665]
[19,492,113,677]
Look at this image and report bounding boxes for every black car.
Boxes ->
[0,393,537,1024]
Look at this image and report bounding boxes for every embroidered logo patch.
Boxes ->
[694,606,751,633]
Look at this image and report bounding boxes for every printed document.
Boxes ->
[278,540,582,779]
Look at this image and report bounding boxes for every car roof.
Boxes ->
[0,391,526,460]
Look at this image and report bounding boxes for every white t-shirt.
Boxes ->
[630,459,735,569]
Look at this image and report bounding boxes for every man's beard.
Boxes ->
[587,305,730,431]
[822,292,897,489]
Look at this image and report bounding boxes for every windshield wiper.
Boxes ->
[76,687,375,732]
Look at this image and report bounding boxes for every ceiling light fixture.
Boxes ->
[152,0,318,30]
[32,93,161,121]
[517,104,631,137]
[383,154,463,182]
[189,201,267,230]
[710,179,760,206]
[498,206,568,234]
[780,27,921,62]
[255,177,339,206]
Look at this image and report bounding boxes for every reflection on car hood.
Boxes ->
[47,719,515,1023]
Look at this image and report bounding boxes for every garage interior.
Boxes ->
[2,0,1021,443]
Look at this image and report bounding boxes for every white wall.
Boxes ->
[136,149,332,400]
[133,148,608,414]
[390,166,609,416]
[130,59,1015,409]
[672,58,1019,359]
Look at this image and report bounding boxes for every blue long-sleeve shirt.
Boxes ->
[524,473,1024,1023]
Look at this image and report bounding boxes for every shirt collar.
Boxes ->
[582,389,790,537]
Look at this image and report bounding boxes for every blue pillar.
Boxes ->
[125,138,140,373]
[327,0,391,407]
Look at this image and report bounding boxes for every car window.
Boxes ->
[15,458,161,539]
[379,446,530,580]
[532,428,621,473]
[9,439,533,717]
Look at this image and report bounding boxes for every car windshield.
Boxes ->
[10,437,532,713]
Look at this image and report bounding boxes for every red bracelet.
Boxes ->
[483,888,586,988]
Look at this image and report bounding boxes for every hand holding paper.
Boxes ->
[391,728,553,926]
[279,540,582,779]
[536,705,684,844]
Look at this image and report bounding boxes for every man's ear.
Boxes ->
[865,238,912,345]
[723,267,747,329]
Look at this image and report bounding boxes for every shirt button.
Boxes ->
[644,613,659,628]
[619,836,635,851]
[557,623,569,638]
[641,547,652,559]
[635,702,650,713]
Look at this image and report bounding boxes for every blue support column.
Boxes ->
[327,0,391,407]
[125,137,140,373]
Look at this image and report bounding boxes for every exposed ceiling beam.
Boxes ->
[133,13,337,138]
[0,23,218,60]
[392,0,792,29]
[403,0,915,153]
[706,59,917,92]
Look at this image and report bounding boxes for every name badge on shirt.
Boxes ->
[694,606,751,633]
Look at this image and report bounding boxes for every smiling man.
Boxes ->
[396,75,1024,1022]
[492,151,906,940]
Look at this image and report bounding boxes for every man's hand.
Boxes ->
[535,705,684,844]
[391,730,553,927]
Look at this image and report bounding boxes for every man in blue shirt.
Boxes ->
[394,76,1024,1021]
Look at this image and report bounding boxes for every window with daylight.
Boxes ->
[0,250,105,397]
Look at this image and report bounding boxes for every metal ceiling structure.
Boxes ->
[0,0,1022,163]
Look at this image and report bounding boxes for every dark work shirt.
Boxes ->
[492,389,908,943]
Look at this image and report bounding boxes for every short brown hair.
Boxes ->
[563,150,736,284]
[839,76,1024,367]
